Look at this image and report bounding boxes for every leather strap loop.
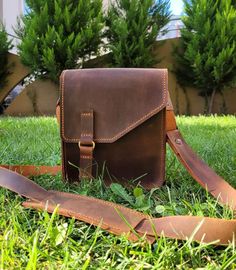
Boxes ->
[79,110,94,179]
[166,94,177,131]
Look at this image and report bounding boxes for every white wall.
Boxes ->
[1,0,24,34]
[0,0,24,53]
[0,1,3,22]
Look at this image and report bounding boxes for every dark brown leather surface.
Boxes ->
[61,69,167,187]
[63,112,166,188]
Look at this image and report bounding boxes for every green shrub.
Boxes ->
[17,0,104,83]
[174,0,236,113]
[0,25,12,89]
[105,0,171,67]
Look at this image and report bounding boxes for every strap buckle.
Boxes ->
[78,141,95,150]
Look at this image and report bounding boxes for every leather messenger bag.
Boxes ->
[1,68,236,245]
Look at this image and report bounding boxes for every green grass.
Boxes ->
[0,116,236,269]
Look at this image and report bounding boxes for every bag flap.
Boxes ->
[60,68,168,143]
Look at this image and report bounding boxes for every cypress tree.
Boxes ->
[17,0,104,83]
[105,0,171,67]
[0,25,12,89]
[174,0,236,113]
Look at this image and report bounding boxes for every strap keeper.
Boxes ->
[78,141,95,150]
[79,110,94,179]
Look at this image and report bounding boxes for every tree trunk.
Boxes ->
[182,85,191,115]
[219,90,227,114]
[208,88,217,114]
[204,93,208,114]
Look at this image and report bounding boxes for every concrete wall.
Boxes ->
[0,52,30,102]
[3,38,236,116]
[5,79,59,116]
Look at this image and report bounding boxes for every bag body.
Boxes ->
[60,68,168,188]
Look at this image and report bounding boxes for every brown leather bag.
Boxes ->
[1,68,236,245]
[61,69,167,188]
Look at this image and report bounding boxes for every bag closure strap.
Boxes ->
[79,110,95,179]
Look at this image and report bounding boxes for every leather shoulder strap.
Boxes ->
[0,165,61,177]
[167,130,236,208]
[166,96,236,208]
[1,166,236,245]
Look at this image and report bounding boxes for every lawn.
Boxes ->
[0,116,236,269]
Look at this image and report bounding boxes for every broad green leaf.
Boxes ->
[110,183,134,206]
[55,223,68,246]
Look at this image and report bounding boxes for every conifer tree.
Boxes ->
[105,0,171,67]
[0,25,12,89]
[17,0,104,83]
[174,0,236,113]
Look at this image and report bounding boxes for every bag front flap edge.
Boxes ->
[60,68,168,143]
